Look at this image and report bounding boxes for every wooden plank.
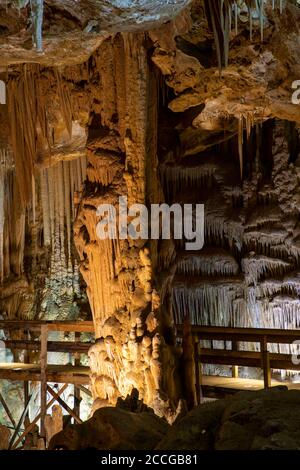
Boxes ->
[0,369,90,384]
[24,349,29,420]
[201,375,296,393]
[231,341,239,378]
[199,349,300,371]
[0,320,94,333]
[0,371,89,384]
[0,389,16,429]
[46,323,94,333]
[12,384,68,450]
[40,325,48,438]
[74,332,81,420]
[4,339,92,353]
[0,363,90,372]
[9,393,33,449]
[77,385,92,398]
[193,337,201,406]
[177,325,300,344]
[261,337,271,388]
[47,386,82,424]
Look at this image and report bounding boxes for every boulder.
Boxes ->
[158,387,300,450]
[49,406,169,450]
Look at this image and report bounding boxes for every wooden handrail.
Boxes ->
[176,324,300,344]
[3,339,92,353]
[0,320,94,440]
[178,324,300,392]
[0,320,95,333]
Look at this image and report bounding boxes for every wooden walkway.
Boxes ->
[1,321,300,447]
[0,363,90,385]
[177,323,300,404]
[202,375,300,398]
[0,320,95,447]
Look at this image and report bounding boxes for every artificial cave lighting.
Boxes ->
[0,0,300,456]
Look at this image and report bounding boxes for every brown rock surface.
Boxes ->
[49,405,169,450]
[158,387,300,450]
[48,388,300,450]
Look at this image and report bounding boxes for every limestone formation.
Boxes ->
[48,388,300,450]
[0,0,300,435]
[44,405,63,447]
[157,387,300,450]
[49,405,169,450]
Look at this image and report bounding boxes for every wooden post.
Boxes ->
[232,340,239,378]
[9,393,32,449]
[194,335,201,406]
[0,390,16,429]
[12,384,68,450]
[73,332,81,421]
[197,336,204,404]
[47,386,82,424]
[261,336,271,388]
[182,317,197,409]
[40,325,48,438]
[77,385,92,398]
[24,348,29,419]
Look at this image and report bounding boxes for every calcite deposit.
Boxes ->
[0,0,300,435]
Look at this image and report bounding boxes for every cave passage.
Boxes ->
[0,0,300,453]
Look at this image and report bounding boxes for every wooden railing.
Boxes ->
[177,325,300,402]
[0,320,94,447]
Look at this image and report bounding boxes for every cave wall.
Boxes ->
[0,0,300,421]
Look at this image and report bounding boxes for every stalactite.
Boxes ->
[242,256,291,285]
[63,161,71,262]
[8,65,41,205]
[40,169,51,246]
[30,0,44,52]
[48,165,55,253]
[160,164,215,199]
[8,64,73,207]
[172,283,245,327]
[54,69,73,137]
[177,251,240,277]
[205,0,286,71]
[39,156,86,267]
[0,148,14,283]
[57,161,65,271]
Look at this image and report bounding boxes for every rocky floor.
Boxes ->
[44,387,300,450]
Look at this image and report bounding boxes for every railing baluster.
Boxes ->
[40,325,48,439]
[261,336,271,388]
[194,335,201,405]
[232,340,239,379]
